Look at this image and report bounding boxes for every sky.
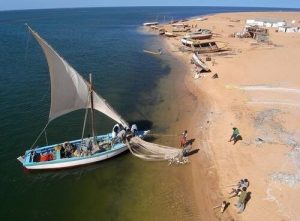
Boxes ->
[1,0,300,11]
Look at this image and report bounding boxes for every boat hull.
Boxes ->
[18,131,149,170]
[185,33,212,40]
[192,53,210,71]
[23,145,128,170]
[143,22,158,26]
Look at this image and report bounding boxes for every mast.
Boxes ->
[89,73,96,145]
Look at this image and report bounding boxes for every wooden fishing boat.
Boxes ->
[192,53,210,71]
[143,22,159,26]
[181,38,228,53]
[181,37,194,46]
[184,32,212,40]
[164,32,177,37]
[143,49,162,55]
[17,25,150,170]
[18,131,149,170]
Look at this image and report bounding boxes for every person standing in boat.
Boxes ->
[131,124,138,136]
[117,128,126,143]
[112,124,120,138]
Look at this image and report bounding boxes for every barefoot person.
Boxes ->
[235,187,248,213]
[229,127,240,144]
[180,130,188,147]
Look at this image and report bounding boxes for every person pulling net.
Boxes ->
[126,125,188,164]
[127,137,188,164]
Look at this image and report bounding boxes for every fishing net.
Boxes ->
[127,137,188,164]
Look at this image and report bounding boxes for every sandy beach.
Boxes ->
[148,11,300,221]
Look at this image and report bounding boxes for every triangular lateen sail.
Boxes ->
[28,25,128,127]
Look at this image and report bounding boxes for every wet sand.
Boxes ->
[147,11,300,221]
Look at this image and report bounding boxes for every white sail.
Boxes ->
[28,26,128,127]
[93,91,129,127]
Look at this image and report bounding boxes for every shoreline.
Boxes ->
[150,11,300,221]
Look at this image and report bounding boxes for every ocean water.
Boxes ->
[0,6,298,221]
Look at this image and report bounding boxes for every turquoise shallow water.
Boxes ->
[1,6,299,221]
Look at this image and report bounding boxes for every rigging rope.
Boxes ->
[44,129,48,145]
[30,122,50,149]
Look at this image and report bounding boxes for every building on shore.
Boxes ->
[246,18,286,28]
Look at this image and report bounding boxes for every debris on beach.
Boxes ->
[269,172,300,186]
[234,26,269,42]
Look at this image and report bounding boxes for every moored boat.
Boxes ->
[143,22,159,26]
[143,49,162,55]
[18,25,150,170]
[18,131,149,170]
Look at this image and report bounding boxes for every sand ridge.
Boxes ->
[154,12,300,221]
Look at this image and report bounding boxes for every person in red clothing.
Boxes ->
[180,130,188,147]
[40,153,48,162]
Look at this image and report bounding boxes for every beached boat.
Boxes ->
[192,53,210,71]
[143,22,159,26]
[159,29,166,35]
[196,17,208,21]
[17,25,149,170]
[181,38,227,53]
[181,37,194,46]
[184,32,212,40]
[164,32,177,37]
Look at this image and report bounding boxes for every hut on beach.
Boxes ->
[246,18,286,28]
[278,26,300,33]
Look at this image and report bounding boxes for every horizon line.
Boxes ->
[1,5,300,13]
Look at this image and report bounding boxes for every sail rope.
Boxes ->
[30,122,50,149]
[127,136,188,164]
[44,130,48,145]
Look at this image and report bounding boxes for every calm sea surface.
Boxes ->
[0,6,298,221]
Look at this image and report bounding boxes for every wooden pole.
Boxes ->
[89,73,96,145]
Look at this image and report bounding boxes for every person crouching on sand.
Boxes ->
[228,127,241,144]
[235,187,248,213]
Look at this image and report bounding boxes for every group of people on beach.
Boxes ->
[218,178,250,214]
[179,126,248,215]
[230,178,250,213]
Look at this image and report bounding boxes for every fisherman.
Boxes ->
[220,201,227,213]
[131,124,138,136]
[235,187,248,213]
[228,127,240,144]
[228,179,244,195]
[112,124,120,139]
[228,188,241,199]
[241,178,249,188]
[180,130,188,147]
[85,135,93,150]
[117,128,126,143]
